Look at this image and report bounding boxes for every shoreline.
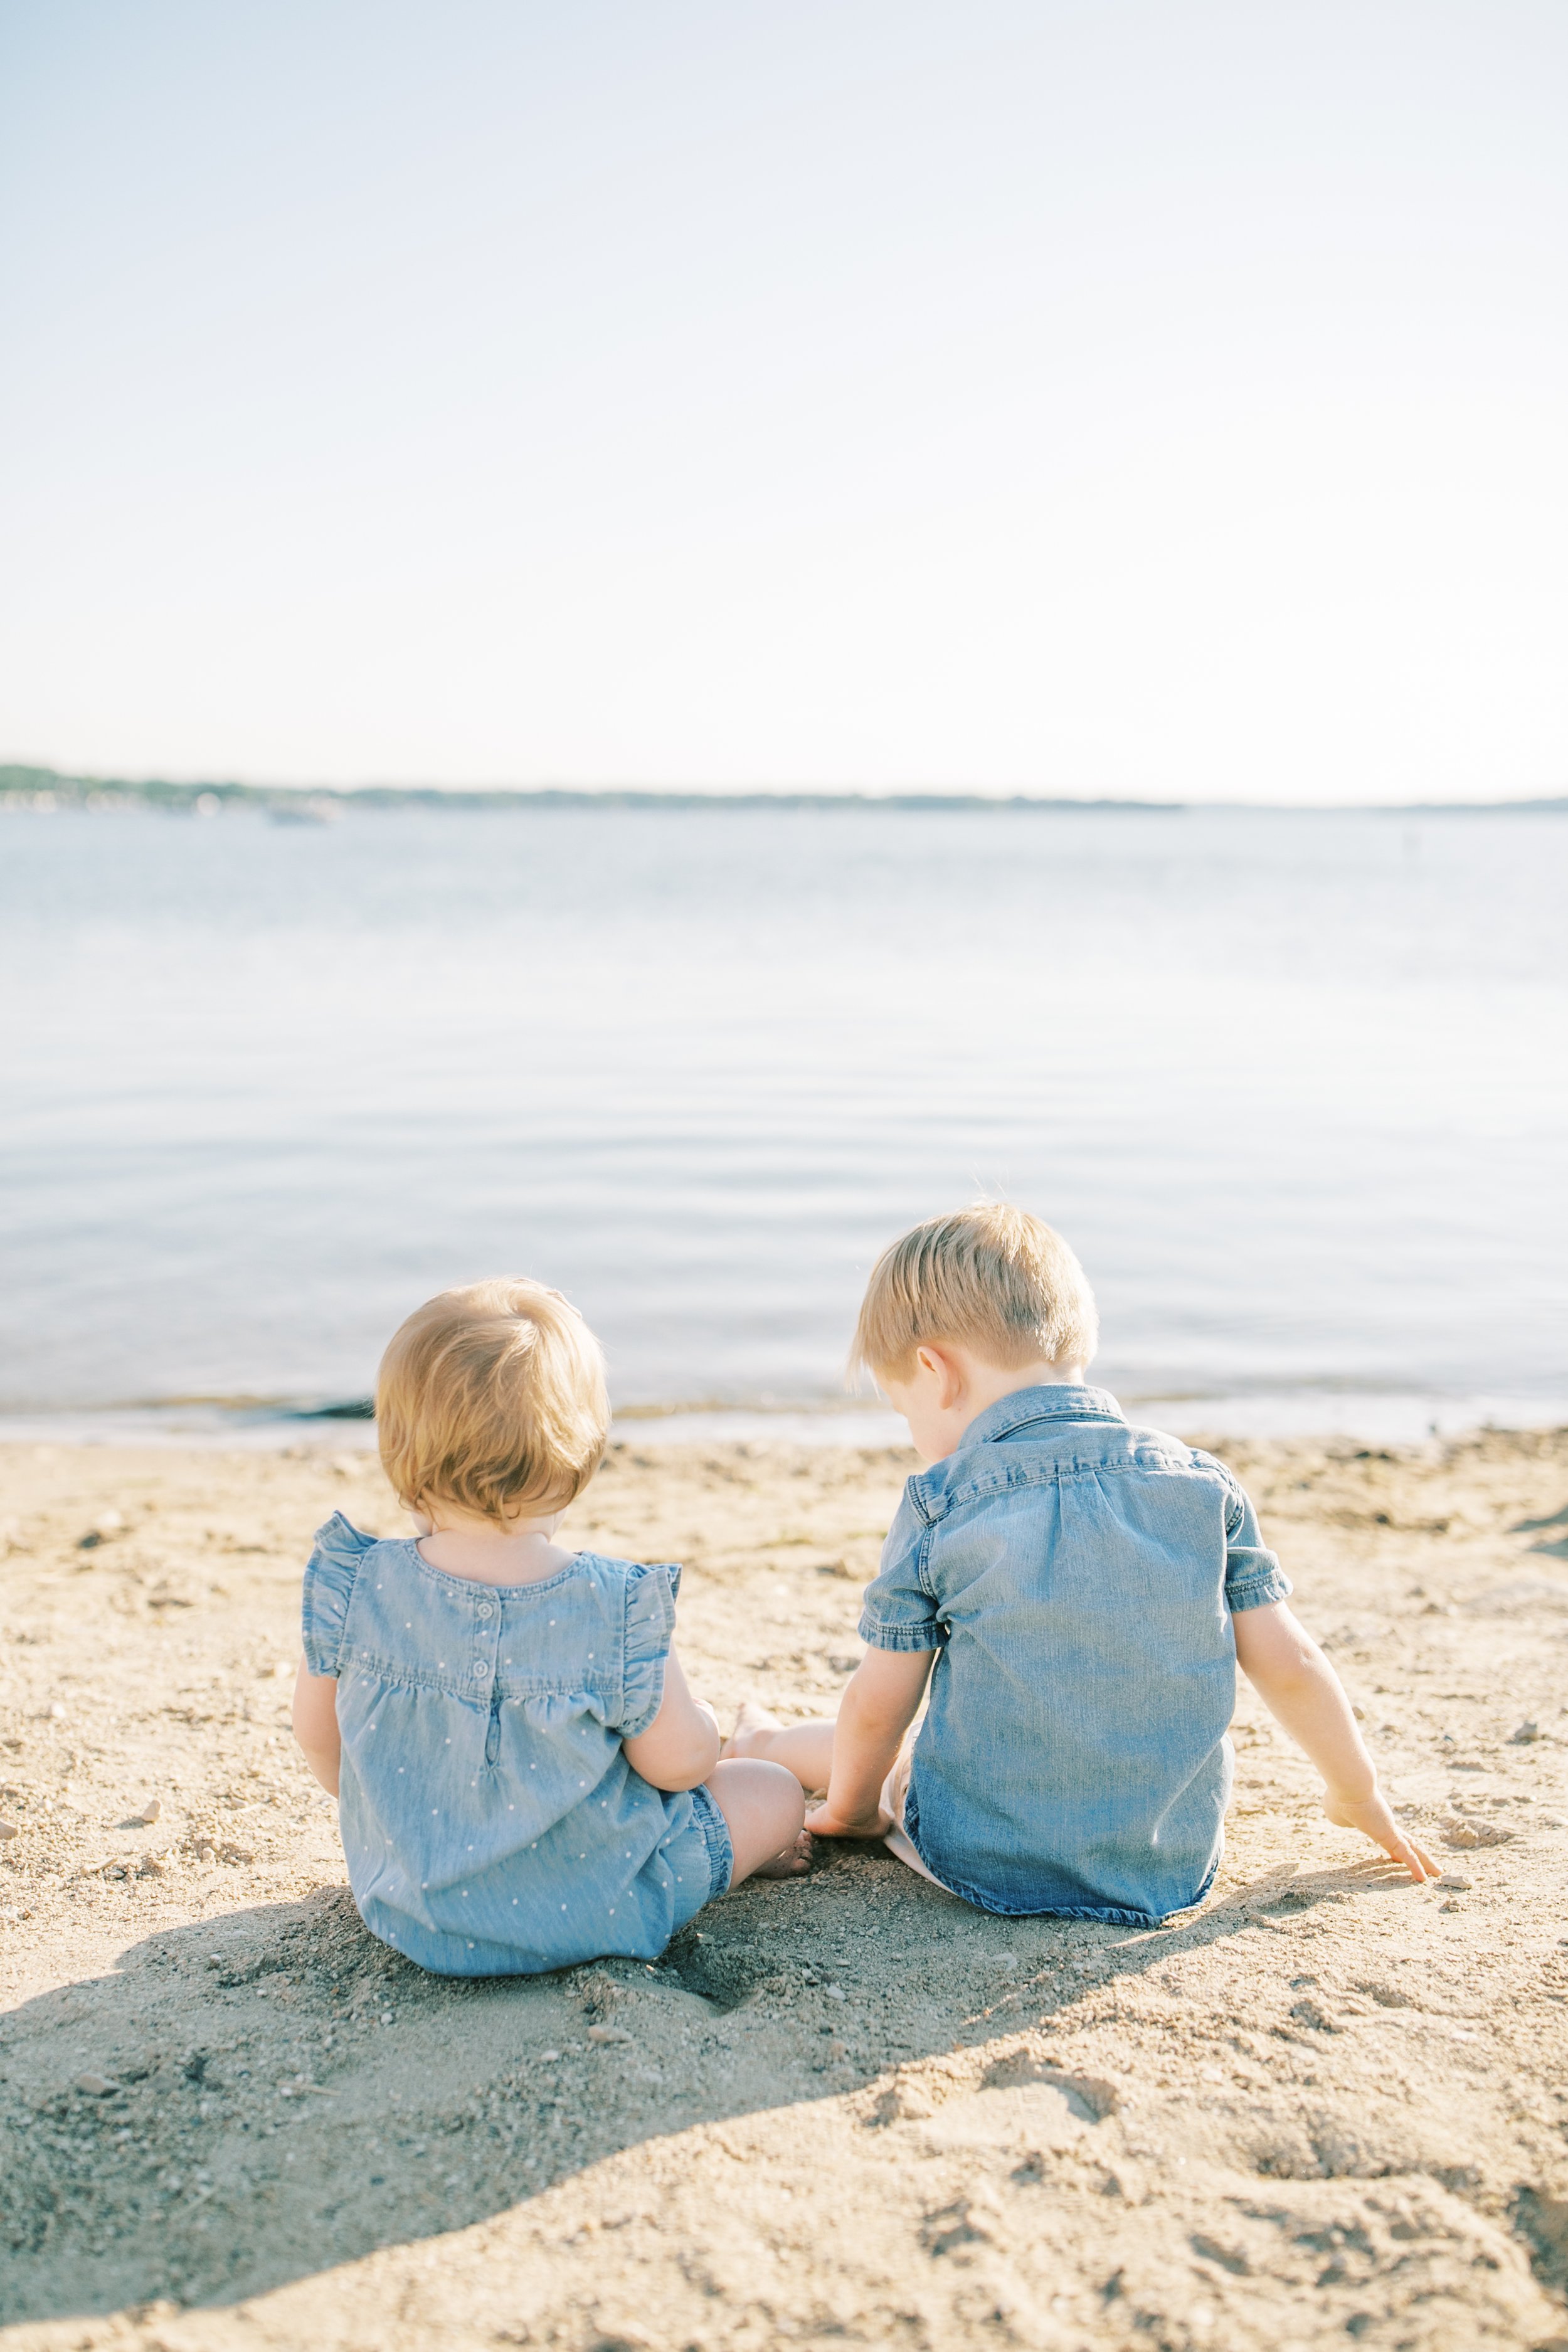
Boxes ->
[6,764,1568,816]
[3,1426,1567,2347]
[4,1389,1567,1457]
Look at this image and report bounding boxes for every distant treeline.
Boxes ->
[1,762,1564,818]
[0,763,1180,815]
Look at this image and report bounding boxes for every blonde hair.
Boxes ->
[850,1204,1098,1380]
[376,1279,608,1524]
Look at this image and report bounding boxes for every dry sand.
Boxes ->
[2,1428,1567,2352]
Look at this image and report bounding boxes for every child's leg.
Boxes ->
[703,1758,810,1882]
[721,1700,836,1793]
[876,1735,950,1888]
[729,1703,950,1890]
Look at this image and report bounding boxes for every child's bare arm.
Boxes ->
[1232,1602,1438,1883]
[805,1648,935,1837]
[622,1646,722,1793]
[292,1660,341,1797]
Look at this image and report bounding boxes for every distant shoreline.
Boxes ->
[3,1389,1562,1454]
[3,761,1565,817]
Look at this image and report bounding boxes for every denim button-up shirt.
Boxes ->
[859,1385,1291,1926]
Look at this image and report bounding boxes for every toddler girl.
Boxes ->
[292,1279,807,1975]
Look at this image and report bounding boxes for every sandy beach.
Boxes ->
[3,1427,1567,2351]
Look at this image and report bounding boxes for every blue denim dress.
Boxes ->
[301,1515,732,1976]
[859,1387,1292,1927]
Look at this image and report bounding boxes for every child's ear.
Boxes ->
[918,1344,965,1408]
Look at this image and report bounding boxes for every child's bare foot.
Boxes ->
[753,1828,814,1877]
[721,1698,781,1760]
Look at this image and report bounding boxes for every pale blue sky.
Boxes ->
[2,3,1564,800]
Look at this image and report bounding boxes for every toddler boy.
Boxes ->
[729,1205,1436,1924]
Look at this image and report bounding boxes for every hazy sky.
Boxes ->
[2,3,1564,801]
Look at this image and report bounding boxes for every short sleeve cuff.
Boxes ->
[857,1611,945,1653]
[1226,1564,1293,1613]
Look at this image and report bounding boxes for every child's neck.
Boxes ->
[411,1502,575,1587]
[882,1348,1091,1467]
[965,1355,1088,1415]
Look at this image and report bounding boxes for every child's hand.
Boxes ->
[804,1798,891,1840]
[1323,1788,1440,1883]
[1236,1606,1441,1887]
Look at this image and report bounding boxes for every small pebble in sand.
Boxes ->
[1512,1720,1540,1743]
[135,1797,162,1825]
[196,1842,218,1863]
[1437,1873,1474,1890]
[48,1703,66,1720]
[0,1818,18,1843]
[75,2073,120,2097]
[587,2025,633,2045]
[824,1985,845,2002]
[538,2050,561,2063]
[138,1850,175,1879]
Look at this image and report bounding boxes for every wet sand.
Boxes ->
[2,1429,1567,2350]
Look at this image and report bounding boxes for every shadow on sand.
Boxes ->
[1,1843,1421,2325]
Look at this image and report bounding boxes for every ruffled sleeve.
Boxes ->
[617,1560,682,1737]
[300,1513,377,1677]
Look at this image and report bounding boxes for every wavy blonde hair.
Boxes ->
[376,1279,608,1524]
[850,1204,1098,1381]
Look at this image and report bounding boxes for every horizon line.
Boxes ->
[3,760,1565,818]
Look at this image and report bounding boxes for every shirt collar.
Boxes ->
[960,1383,1126,1448]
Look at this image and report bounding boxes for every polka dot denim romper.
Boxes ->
[302,1514,733,1976]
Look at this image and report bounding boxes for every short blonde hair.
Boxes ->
[376,1279,608,1524]
[850,1204,1098,1380]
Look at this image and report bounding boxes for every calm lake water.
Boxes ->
[3,802,1565,1444]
